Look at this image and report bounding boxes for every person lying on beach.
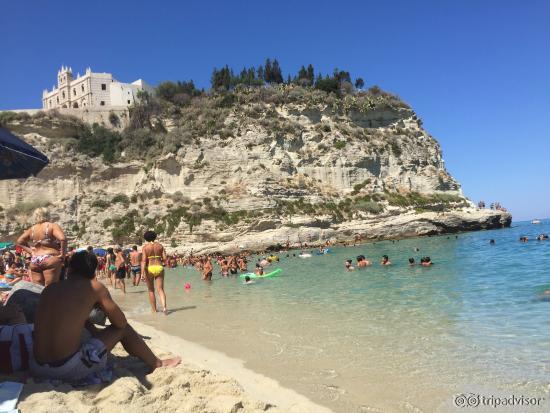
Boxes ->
[30,251,180,384]
[2,263,22,285]
[345,259,355,271]
[380,255,391,266]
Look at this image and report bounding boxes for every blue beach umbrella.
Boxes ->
[0,127,49,179]
[93,248,107,257]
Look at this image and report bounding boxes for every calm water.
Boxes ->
[119,220,550,412]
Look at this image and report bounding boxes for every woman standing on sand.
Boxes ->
[16,207,67,286]
[141,230,168,314]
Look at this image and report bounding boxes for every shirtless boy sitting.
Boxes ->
[31,251,180,383]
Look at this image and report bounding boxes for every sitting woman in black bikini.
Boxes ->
[16,207,67,286]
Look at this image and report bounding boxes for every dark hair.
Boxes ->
[245,276,251,281]
[383,255,389,260]
[68,251,98,279]
[86,246,94,252]
[132,245,138,250]
[107,247,114,254]
[409,258,415,264]
[346,259,352,264]
[144,230,157,242]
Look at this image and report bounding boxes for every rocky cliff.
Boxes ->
[0,85,511,253]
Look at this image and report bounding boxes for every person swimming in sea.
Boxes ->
[345,259,355,271]
[356,255,371,267]
[408,257,416,266]
[420,257,433,266]
[244,275,254,285]
[254,263,264,276]
[380,255,391,266]
[489,239,495,245]
[220,260,229,277]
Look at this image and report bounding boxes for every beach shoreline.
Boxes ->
[15,318,332,413]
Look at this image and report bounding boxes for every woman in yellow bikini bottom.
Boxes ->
[147,255,164,277]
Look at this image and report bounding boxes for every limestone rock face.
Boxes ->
[0,98,510,250]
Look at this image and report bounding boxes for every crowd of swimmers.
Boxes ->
[344,254,432,271]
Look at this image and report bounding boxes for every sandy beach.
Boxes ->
[13,320,331,413]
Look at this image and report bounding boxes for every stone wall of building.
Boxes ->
[1,107,130,130]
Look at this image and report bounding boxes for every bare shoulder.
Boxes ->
[91,279,109,296]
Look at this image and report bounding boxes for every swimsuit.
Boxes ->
[130,265,141,275]
[115,267,126,279]
[108,265,116,271]
[30,337,111,385]
[31,255,52,265]
[146,245,164,276]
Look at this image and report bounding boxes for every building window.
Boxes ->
[81,85,85,92]
[100,101,105,106]
[62,91,65,99]
[73,88,76,96]
[101,84,106,90]
[56,97,59,103]
[127,100,131,104]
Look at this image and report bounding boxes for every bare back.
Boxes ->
[129,251,141,266]
[34,279,98,362]
[142,242,165,266]
[17,222,66,256]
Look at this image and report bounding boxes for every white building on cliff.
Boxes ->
[42,66,153,110]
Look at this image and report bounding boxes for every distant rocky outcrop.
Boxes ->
[0,85,511,252]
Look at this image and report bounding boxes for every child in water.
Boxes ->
[408,257,415,266]
[254,264,264,276]
[345,259,355,271]
[380,255,391,266]
[244,275,254,284]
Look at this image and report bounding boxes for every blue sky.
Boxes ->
[1,0,549,221]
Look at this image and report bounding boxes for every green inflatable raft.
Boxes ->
[239,268,282,279]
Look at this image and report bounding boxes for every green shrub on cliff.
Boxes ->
[77,124,121,163]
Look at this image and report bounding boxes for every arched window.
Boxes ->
[73,102,79,108]
[81,84,85,92]
[73,88,76,96]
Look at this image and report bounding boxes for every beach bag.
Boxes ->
[0,324,33,373]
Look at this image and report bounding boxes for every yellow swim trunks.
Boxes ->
[147,265,164,277]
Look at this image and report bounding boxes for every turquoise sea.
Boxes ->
[120,220,550,412]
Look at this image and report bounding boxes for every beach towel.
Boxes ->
[0,381,23,412]
[0,324,33,373]
[30,337,113,386]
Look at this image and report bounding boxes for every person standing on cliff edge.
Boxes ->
[141,231,168,314]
